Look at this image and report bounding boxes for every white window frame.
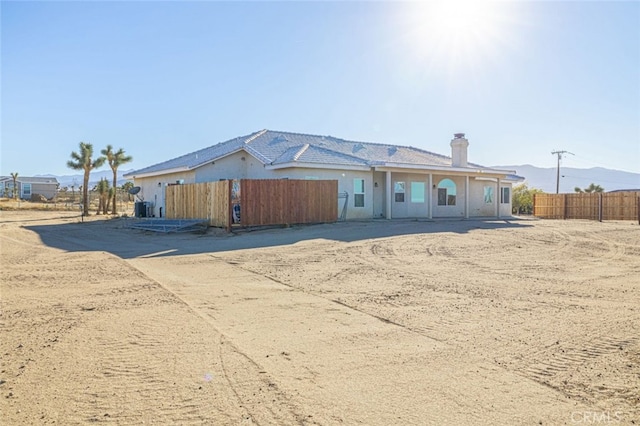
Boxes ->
[22,183,32,198]
[437,179,456,206]
[394,181,405,203]
[354,178,365,208]
[500,186,510,204]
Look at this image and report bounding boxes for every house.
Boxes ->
[124,130,524,220]
[0,176,59,200]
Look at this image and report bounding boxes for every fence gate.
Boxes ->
[165,181,231,229]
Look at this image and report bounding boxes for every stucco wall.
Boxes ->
[432,175,465,218]
[468,179,497,217]
[196,151,272,181]
[468,179,514,217]
[389,172,432,218]
[372,172,386,219]
[134,171,196,217]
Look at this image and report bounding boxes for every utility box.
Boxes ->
[135,201,153,218]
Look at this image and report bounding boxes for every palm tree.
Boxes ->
[10,172,18,199]
[101,145,133,215]
[67,142,106,216]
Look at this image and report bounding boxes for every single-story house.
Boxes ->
[124,130,524,220]
[0,176,59,200]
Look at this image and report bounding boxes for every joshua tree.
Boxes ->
[67,142,105,216]
[122,181,134,201]
[96,178,110,214]
[9,172,18,199]
[107,187,115,213]
[101,145,133,215]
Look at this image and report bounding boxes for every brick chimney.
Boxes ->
[450,133,469,167]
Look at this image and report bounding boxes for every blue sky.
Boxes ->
[1,1,639,178]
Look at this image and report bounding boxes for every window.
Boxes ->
[22,183,31,198]
[483,186,494,204]
[500,187,510,204]
[394,181,405,202]
[437,179,456,206]
[354,179,365,207]
[410,182,425,203]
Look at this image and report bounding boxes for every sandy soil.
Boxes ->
[1,210,638,425]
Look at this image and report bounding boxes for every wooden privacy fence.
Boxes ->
[240,179,338,226]
[534,192,640,222]
[165,179,338,229]
[165,181,231,228]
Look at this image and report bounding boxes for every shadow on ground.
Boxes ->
[24,217,534,260]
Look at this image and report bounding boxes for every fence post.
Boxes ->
[637,195,640,225]
[563,194,568,220]
[226,179,233,232]
[598,192,603,222]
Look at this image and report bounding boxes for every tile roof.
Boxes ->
[126,129,493,177]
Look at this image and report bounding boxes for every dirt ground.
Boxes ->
[1,210,638,425]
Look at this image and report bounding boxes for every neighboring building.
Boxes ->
[0,176,59,200]
[124,130,524,220]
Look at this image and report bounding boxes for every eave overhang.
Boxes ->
[265,162,371,171]
[124,166,191,180]
[374,163,517,177]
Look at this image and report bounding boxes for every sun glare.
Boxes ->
[406,1,516,75]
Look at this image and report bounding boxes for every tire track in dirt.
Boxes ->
[67,314,241,425]
[523,337,638,383]
[127,258,311,426]
[511,329,640,417]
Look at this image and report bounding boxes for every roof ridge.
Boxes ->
[244,129,268,145]
[266,129,381,146]
[293,144,310,161]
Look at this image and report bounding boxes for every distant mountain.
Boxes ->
[494,165,640,193]
[37,169,135,188]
